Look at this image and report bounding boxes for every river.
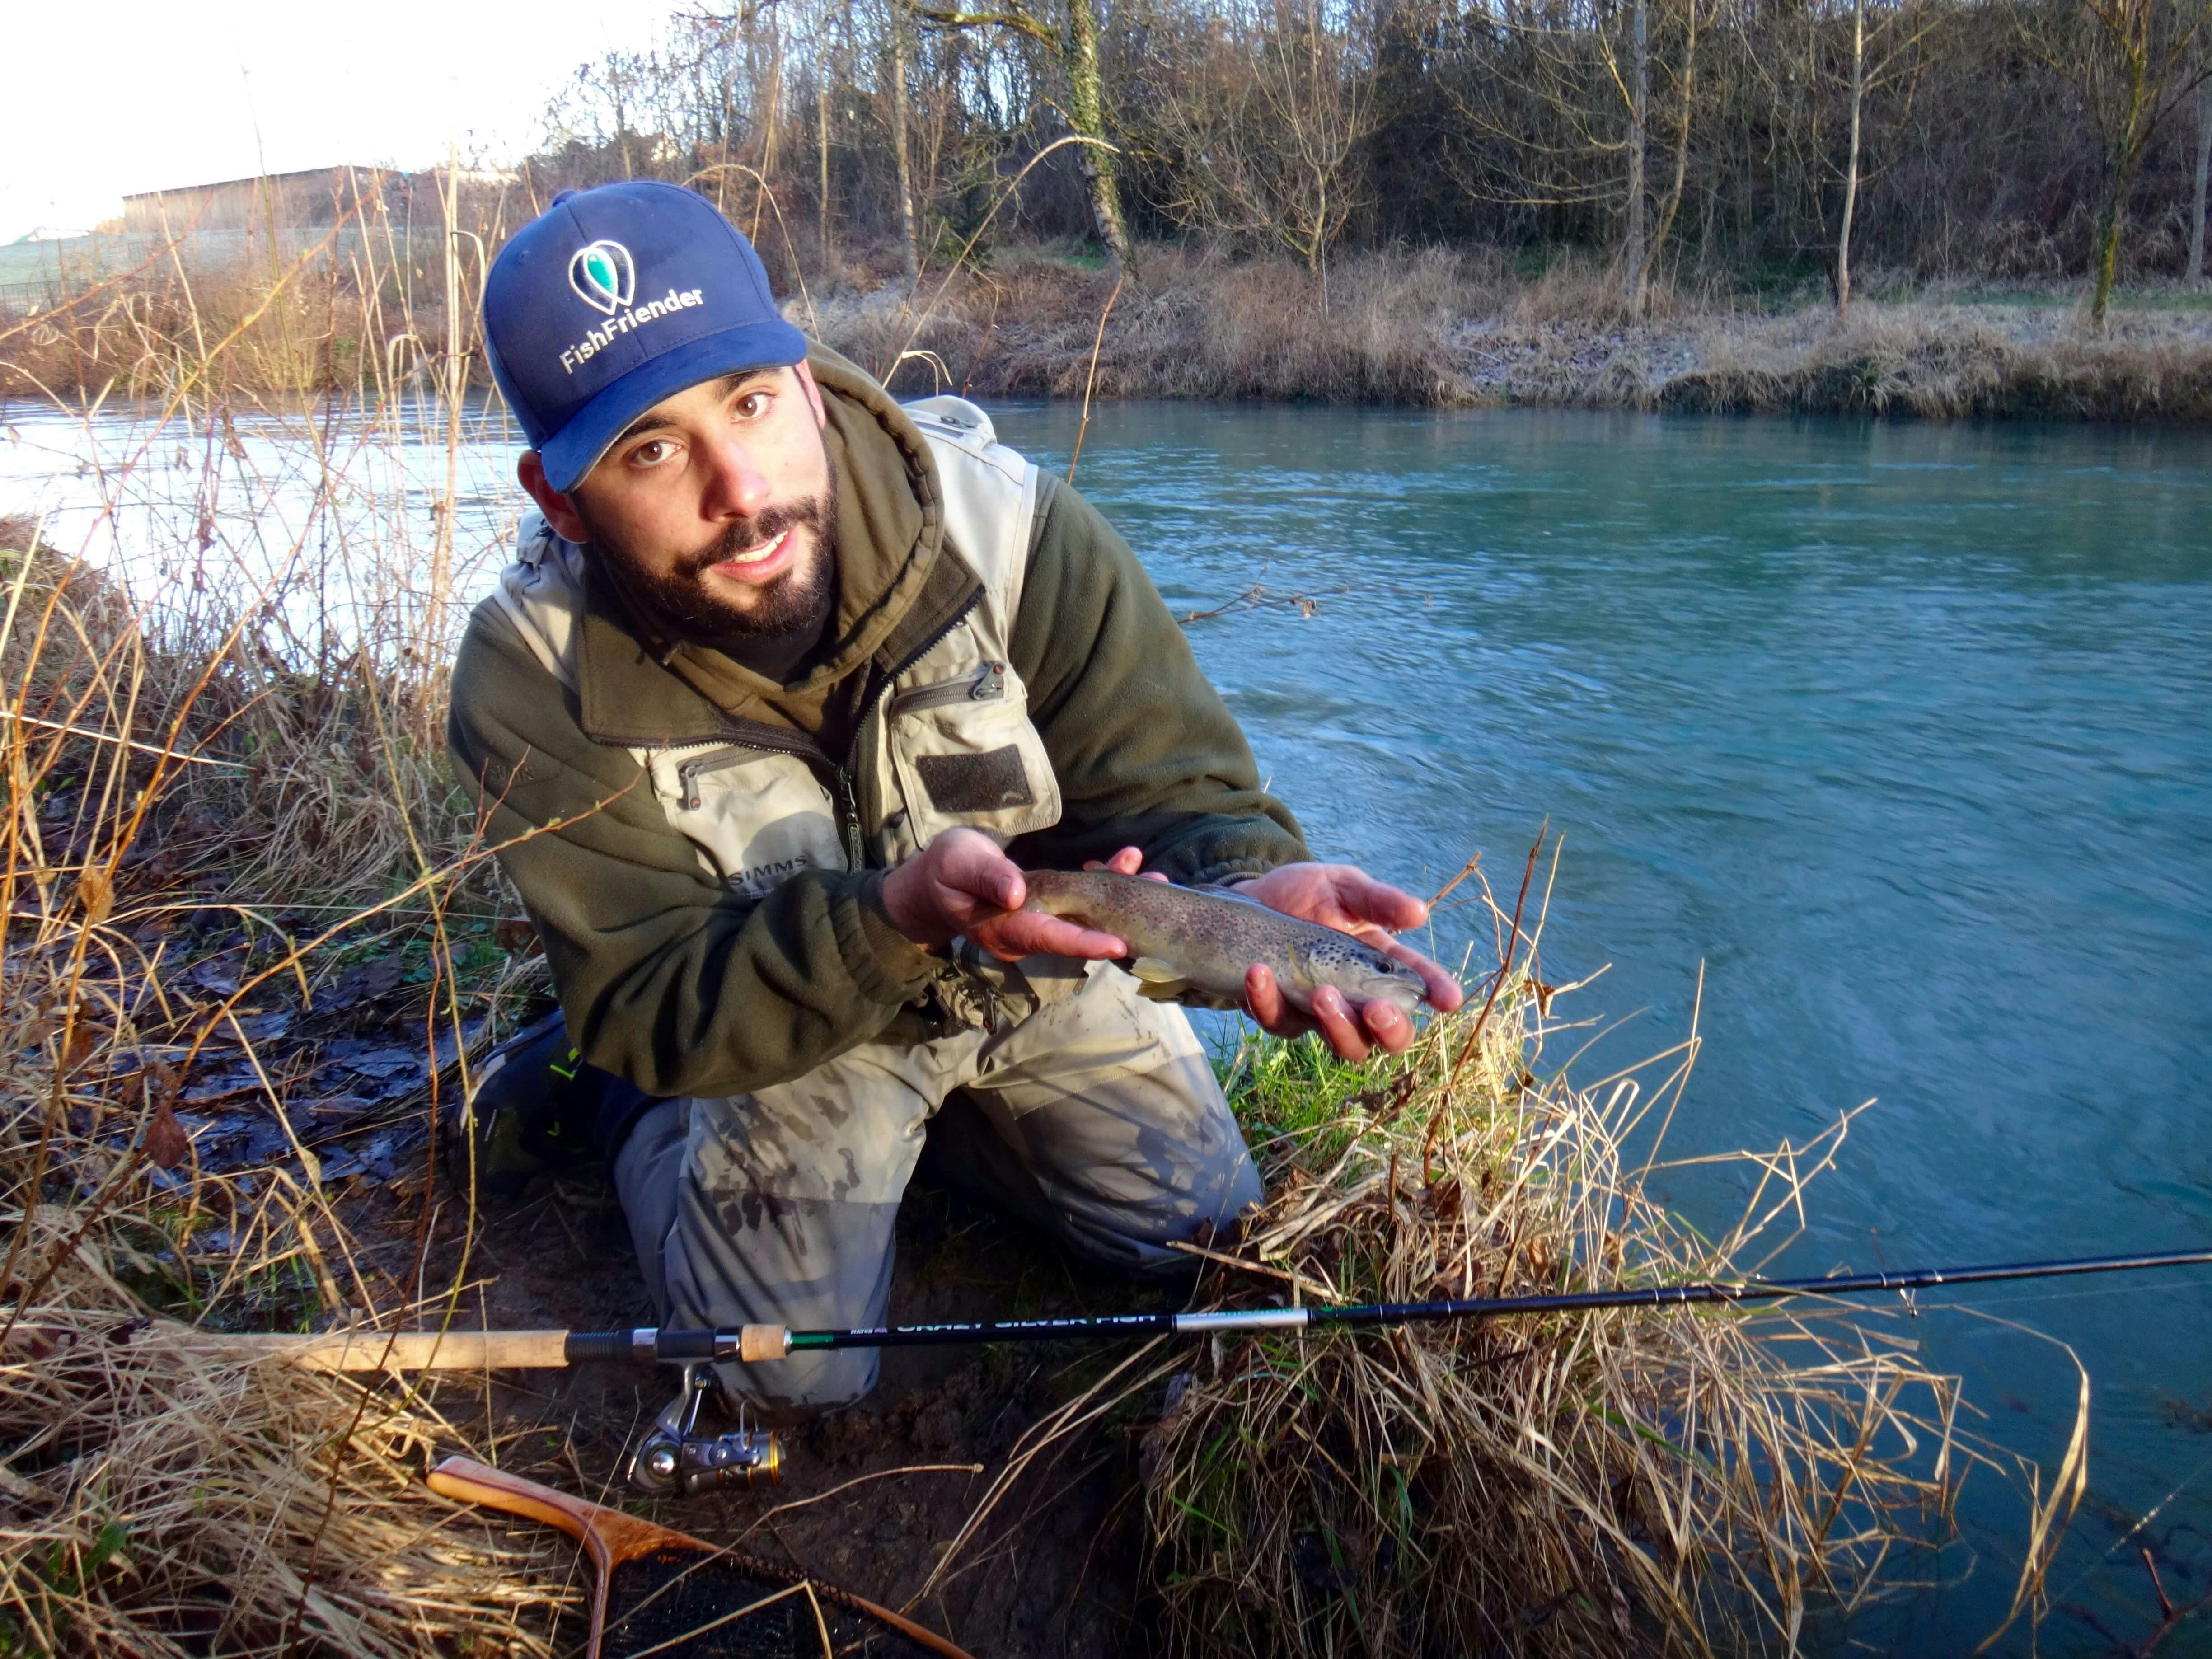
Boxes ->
[6,392,2209,1652]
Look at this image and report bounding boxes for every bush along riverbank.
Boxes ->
[7,237,2212,423]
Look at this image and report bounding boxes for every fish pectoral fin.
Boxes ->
[1125,957,1192,999]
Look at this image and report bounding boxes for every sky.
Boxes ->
[2,0,681,242]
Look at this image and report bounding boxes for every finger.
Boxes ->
[972,913,1125,962]
[1373,937,1466,1011]
[1107,845,1145,875]
[1360,998,1414,1055]
[1310,985,1371,1062]
[1331,869,1429,932]
[1242,964,1304,1038]
[942,843,1025,911]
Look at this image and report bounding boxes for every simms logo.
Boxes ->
[567,240,636,314]
[559,285,708,375]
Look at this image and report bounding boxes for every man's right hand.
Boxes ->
[881,827,1128,962]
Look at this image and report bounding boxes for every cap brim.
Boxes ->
[539,317,811,493]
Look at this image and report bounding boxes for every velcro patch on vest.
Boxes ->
[915,746,1036,814]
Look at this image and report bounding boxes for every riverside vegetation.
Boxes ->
[0,253,2103,1654]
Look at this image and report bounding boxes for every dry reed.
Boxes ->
[0,496,565,1652]
[1129,880,2014,1657]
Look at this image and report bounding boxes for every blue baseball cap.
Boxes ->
[483,180,810,492]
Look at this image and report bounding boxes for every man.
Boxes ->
[449,180,1461,1417]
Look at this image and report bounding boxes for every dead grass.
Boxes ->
[1119,865,2074,1657]
[811,244,2212,422]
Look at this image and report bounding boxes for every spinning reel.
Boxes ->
[627,1361,783,1496]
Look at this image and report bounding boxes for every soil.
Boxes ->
[347,1157,1172,1659]
[116,913,1185,1658]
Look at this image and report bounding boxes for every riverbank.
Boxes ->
[7,239,2211,423]
[818,245,2212,423]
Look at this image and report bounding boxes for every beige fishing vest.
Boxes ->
[489,395,1063,900]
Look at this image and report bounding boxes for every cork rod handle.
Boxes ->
[218,1329,573,1372]
[739,1324,789,1363]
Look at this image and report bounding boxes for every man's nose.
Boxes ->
[697,431,775,519]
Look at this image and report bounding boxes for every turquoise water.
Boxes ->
[987,400,2212,1654]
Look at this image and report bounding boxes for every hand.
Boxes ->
[1237,862,1465,1062]
[882,827,1127,962]
[1081,845,1170,882]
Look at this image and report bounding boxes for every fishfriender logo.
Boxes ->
[568,240,636,315]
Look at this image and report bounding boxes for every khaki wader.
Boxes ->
[611,954,1261,1412]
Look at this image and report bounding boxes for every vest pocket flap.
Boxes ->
[915,746,1036,814]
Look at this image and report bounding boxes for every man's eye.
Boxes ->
[630,439,675,467]
[735,392,769,420]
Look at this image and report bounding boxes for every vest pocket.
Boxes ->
[915,745,1035,813]
[886,681,1062,847]
[646,745,848,898]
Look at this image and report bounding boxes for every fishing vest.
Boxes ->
[487,395,1064,901]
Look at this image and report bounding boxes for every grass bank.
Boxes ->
[822,244,2212,423]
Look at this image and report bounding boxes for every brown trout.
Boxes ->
[1020,869,1431,1016]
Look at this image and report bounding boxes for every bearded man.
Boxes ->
[448,181,1461,1417]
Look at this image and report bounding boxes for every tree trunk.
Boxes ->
[818,56,833,279]
[1837,0,1865,321]
[753,16,785,244]
[890,0,919,282]
[2189,81,2211,286]
[1646,0,1698,290]
[1064,0,1137,277]
[2092,78,2153,329]
[1624,0,1649,307]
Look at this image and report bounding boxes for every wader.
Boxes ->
[612,955,1259,1412]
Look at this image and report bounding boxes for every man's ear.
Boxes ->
[793,361,827,429]
[517,452,590,544]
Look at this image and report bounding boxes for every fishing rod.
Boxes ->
[253,1244,2212,1376]
[562,1243,2212,1365]
[232,1245,2212,1496]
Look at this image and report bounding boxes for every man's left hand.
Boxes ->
[1083,849,1465,1062]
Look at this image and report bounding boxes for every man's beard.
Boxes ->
[583,478,839,644]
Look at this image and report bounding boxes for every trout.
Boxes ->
[1019,869,1431,1016]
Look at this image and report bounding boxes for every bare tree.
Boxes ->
[2190,75,2212,281]
[890,0,923,280]
[1832,0,1935,318]
[1150,0,1380,296]
[914,0,1139,274]
[1625,0,1650,302]
[1837,0,1867,315]
[2014,0,2212,325]
[1440,0,1705,311]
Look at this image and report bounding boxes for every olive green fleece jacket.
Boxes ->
[446,347,1308,1099]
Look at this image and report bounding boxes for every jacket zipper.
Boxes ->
[886,660,1007,718]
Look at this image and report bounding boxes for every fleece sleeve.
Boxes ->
[446,602,940,1098]
[1006,473,1310,884]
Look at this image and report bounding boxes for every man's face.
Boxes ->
[521,364,836,641]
